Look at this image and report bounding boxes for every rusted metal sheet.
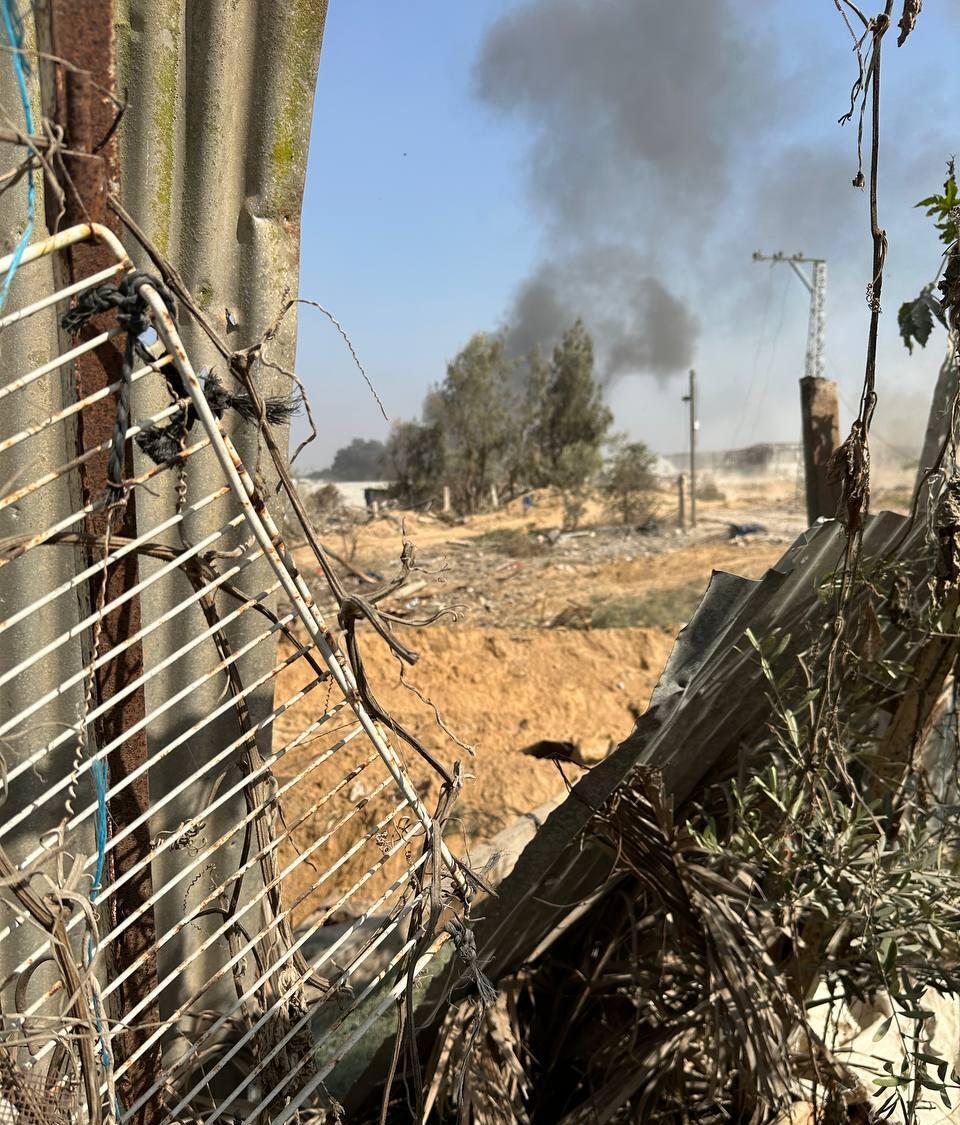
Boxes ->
[40,6,161,1113]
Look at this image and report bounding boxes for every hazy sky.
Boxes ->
[294,1,960,471]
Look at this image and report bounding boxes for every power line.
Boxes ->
[732,266,775,446]
[746,272,792,442]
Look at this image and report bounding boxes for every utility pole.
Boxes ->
[682,369,697,528]
[753,251,841,524]
[799,376,842,522]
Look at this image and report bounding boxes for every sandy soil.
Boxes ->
[270,473,914,922]
[272,624,676,922]
[270,480,813,920]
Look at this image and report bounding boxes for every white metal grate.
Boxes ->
[0,224,473,1123]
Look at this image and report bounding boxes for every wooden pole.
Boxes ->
[682,369,697,528]
[799,375,842,525]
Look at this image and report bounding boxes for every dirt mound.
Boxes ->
[361,624,676,833]
[273,625,675,921]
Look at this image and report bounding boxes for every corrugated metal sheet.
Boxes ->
[476,510,926,979]
[348,509,935,1109]
[0,0,328,1036]
[115,1,327,1027]
[0,10,96,1002]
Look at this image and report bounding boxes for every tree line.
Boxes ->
[316,320,659,526]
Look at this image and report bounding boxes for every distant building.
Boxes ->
[663,442,801,476]
[293,479,392,508]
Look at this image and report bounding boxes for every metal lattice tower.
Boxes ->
[753,251,827,380]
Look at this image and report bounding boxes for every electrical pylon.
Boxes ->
[752,250,826,381]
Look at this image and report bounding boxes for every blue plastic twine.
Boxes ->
[88,756,111,1072]
[0,0,35,313]
[90,757,108,897]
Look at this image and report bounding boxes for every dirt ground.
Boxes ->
[272,474,851,922]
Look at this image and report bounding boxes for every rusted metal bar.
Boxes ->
[38,5,161,1117]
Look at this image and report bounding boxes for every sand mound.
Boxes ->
[272,624,675,919]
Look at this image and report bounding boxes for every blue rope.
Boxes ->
[87,937,112,1069]
[88,756,112,1074]
[91,757,108,898]
[0,0,35,313]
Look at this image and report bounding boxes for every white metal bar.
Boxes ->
[0,326,121,401]
[0,434,211,572]
[0,543,257,736]
[6,677,346,1006]
[0,599,287,842]
[0,502,247,710]
[101,739,377,1002]
[141,283,468,898]
[161,865,428,1122]
[0,221,130,277]
[0,351,173,458]
[0,263,127,330]
[0,545,267,770]
[248,931,444,1125]
[89,667,332,872]
[0,504,247,745]
[0,384,185,514]
[0,486,229,639]
[114,796,413,1080]
[106,756,390,1056]
[0,540,265,715]
[0,227,464,1119]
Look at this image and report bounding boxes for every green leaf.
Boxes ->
[918,1073,945,1091]
[874,1075,910,1087]
[898,288,944,354]
[784,709,800,751]
[873,1015,894,1041]
[916,1052,947,1072]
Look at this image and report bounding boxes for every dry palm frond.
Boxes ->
[424,987,532,1125]
[577,765,798,1124]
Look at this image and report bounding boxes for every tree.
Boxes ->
[534,320,612,488]
[384,419,444,506]
[432,333,516,512]
[554,443,603,529]
[502,347,549,500]
[529,320,612,525]
[602,440,659,525]
[319,436,386,480]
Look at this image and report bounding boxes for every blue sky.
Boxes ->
[294,1,960,471]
